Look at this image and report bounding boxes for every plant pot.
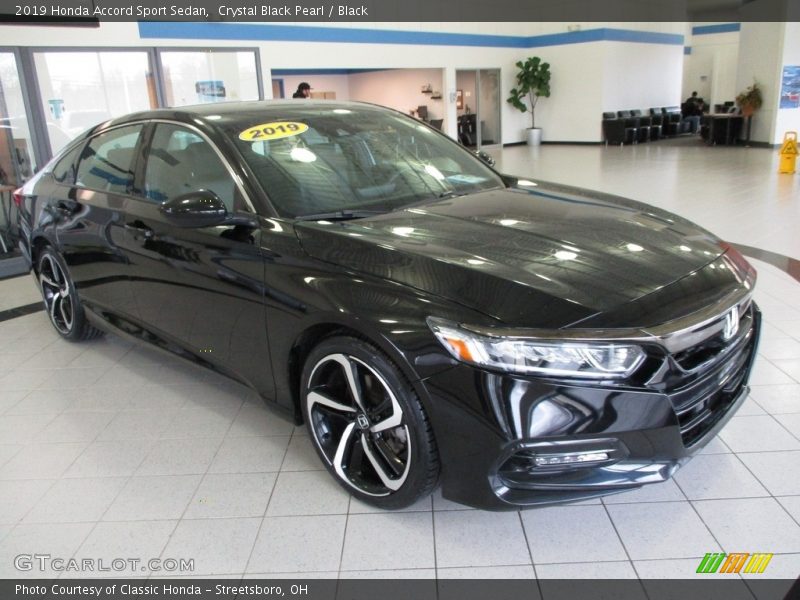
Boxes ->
[526,128,542,146]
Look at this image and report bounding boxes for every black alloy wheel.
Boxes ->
[37,247,102,341]
[302,336,439,508]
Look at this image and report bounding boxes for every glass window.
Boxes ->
[34,51,156,155]
[75,125,143,194]
[52,143,82,185]
[0,53,36,182]
[159,50,259,107]
[227,105,504,218]
[143,123,237,211]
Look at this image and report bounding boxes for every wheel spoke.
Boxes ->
[59,298,72,329]
[361,432,405,491]
[369,389,403,433]
[329,354,367,412]
[49,294,60,323]
[308,390,356,414]
[332,422,358,483]
[371,435,405,477]
[40,273,59,290]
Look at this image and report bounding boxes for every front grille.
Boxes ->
[669,307,758,447]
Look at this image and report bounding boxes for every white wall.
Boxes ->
[683,26,740,108]
[348,69,445,121]
[774,21,800,144]
[0,21,689,145]
[276,74,351,100]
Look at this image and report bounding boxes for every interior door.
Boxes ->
[122,122,273,393]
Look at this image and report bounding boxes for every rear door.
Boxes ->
[54,123,145,322]
[121,121,273,394]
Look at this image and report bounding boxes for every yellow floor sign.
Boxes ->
[779,131,798,174]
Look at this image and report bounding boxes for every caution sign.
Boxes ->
[239,121,308,141]
[779,131,797,174]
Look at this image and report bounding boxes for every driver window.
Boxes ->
[143,124,240,211]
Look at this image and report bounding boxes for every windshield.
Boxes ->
[226,105,504,218]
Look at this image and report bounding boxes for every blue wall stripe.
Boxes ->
[684,46,692,55]
[692,23,741,35]
[272,68,396,75]
[138,22,683,48]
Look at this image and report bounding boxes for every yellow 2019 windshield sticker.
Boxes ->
[239,121,308,141]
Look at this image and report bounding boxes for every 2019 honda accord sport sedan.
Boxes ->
[16,101,760,510]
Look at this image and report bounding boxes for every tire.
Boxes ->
[37,247,103,342]
[301,335,439,509]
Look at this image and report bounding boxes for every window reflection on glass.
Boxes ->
[0,53,35,182]
[34,51,156,155]
[159,51,259,107]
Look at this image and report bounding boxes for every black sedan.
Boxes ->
[16,101,759,510]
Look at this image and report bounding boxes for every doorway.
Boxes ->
[455,69,502,149]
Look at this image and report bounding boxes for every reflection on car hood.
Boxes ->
[296,185,724,327]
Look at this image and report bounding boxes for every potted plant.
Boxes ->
[507,56,551,146]
[736,81,763,117]
[736,81,763,145]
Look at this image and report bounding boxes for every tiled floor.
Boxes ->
[0,142,799,585]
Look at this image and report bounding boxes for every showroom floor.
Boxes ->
[0,141,798,585]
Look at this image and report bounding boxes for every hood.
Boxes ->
[296,184,724,328]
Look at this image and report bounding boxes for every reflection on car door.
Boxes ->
[55,124,144,322]
[122,122,273,396]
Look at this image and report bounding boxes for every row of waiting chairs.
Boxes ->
[602,107,693,146]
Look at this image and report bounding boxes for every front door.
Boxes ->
[122,122,273,395]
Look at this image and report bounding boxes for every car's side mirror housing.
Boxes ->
[474,149,496,167]
[160,190,227,228]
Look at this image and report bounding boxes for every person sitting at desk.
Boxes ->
[682,91,704,133]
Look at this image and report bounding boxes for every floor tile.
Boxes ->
[34,411,115,443]
[23,477,127,523]
[749,384,800,414]
[603,480,686,504]
[772,359,800,383]
[226,404,295,437]
[160,407,238,440]
[208,436,289,474]
[0,442,87,480]
[535,561,638,579]
[697,436,732,455]
[674,454,769,500]
[349,494,432,514]
[75,520,177,577]
[0,414,57,444]
[718,416,800,452]
[340,568,438,579]
[277,435,323,471]
[0,480,54,524]
[162,518,260,575]
[4,388,81,415]
[776,496,800,522]
[0,444,22,469]
[266,471,350,517]
[103,474,202,521]
[341,512,435,571]
[434,510,530,568]
[247,515,347,573]
[97,410,179,441]
[693,497,800,554]
[135,438,223,476]
[185,473,276,519]
[522,505,627,564]
[758,337,800,360]
[63,440,154,478]
[738,451,800,496]
[749,359,795,386]
[0,523,94,577]
[606,502,719,560]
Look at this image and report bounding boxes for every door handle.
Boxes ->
[124,221,154,239]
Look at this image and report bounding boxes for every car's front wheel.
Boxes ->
[301,336,439,509]
[37,247,102,341]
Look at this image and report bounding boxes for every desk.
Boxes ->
[702,114,744,146]
[0,184,16,254]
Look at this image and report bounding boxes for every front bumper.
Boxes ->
[419,305,760,510]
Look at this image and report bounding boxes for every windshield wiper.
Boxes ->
[295,209,384,222]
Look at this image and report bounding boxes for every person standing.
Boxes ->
[292,82,312,99]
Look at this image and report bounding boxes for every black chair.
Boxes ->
[661,106,691,136]
[429,119,443,131]
[649,108,666,137]
[632,109,660,141]
[602,112,635,145]
[618,110,648,143]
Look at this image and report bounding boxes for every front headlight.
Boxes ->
[427,317,645,379]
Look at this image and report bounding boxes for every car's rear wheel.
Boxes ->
[37,247,102,341]
[301,336,439,509]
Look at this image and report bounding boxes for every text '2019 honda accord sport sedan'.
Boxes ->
[16,101,760,510]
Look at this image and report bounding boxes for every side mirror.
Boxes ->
[474,149,496,167]
[159,190,227,228]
